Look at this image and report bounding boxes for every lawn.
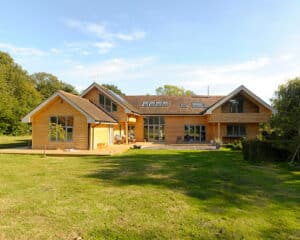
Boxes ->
[0,150,299,240]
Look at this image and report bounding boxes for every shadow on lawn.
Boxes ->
[85,150,300,211]
[0,139,30,149]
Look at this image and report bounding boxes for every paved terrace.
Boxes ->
[0,142,217,156]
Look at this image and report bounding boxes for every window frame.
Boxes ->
[49,116,74,142]
[226,124,246,137]
[98,94,118,112]
[229,98,244,113]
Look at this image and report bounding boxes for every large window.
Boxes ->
[184,125,206,143]
[99,94,117,112]
[229,97,243,113]
[49,116,73,142]
[227,124,246,137]
[144,116,165,142]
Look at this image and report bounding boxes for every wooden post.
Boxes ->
[89,125,93,150]
[217,122,221,141]
[125,120,129,145]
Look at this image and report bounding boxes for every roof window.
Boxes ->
[180,103,188,108]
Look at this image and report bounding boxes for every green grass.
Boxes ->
[0,150,299,239]
[0,135,31,148]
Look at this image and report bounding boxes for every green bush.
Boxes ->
[224,140,243,151]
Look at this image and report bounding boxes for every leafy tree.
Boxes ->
[271,78,300,140]
[31,72,78,100]
[0,51,42,135]
[270,78,300,163]
[102,84,126,96]
[156,85,196,96]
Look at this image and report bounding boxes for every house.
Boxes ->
[22,83,274,150]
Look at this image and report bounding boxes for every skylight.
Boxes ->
[192,102,208,108]
[141,100,169,107]
[180,103,188,108]
[108,90,127,103]
[155,101,162,107]
[149,101,155,107]
[162,101,168,107]
[142,101,148,107]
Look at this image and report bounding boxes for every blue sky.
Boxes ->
[1,0,300,102]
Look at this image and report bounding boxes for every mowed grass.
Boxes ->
[0,135,31,149]
[0,150,299,240]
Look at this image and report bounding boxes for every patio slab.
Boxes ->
[0,142,217,156]
[0,144,130,156]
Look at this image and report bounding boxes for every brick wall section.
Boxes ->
[31,96,88,150]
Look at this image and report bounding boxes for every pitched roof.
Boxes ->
[205,85,275,114]
[58,91,118,123]
[22,91,117,124]
[124,95,224,115]
[81,82,140,114]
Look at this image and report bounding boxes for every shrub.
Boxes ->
[224,140,243,151]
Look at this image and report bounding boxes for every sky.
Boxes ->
[1,0,300,102]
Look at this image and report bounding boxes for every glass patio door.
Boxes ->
[184,125,206,143]
[144,116,165,142]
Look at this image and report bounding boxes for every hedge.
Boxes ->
[242,140,291,162]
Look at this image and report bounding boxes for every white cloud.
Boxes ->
[57,55,300,102]
[0,43,46,57]
[94,42,115,54]
[64,19,146,41]
[115,31,146,41]
[279,54,294,62]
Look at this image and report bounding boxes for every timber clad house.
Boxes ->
[22,83,274,150]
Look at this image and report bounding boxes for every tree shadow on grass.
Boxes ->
[85,150,300,210]
[0,139,30,149]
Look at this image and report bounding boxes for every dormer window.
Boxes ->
[99,94,117,112]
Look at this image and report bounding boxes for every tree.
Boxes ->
[271,78,300,140]
[156,85,196,96]
[31,72,78,100]
[0,51,42,135]
[270,78,300,163]
[102,84,126,96]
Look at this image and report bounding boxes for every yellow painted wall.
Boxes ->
[31,96,88,150]
[92,124,109,149]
